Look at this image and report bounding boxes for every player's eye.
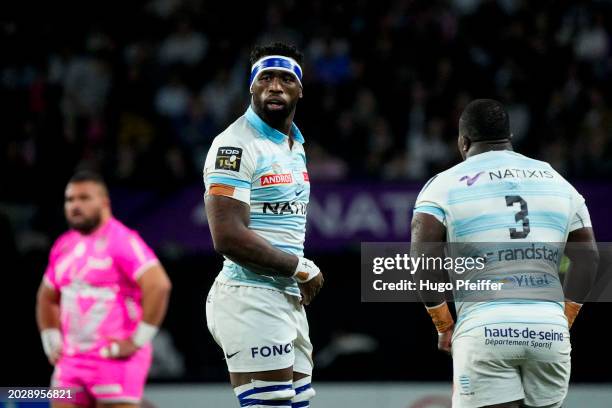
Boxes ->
[259,74,271,81]
[283,75,295,83]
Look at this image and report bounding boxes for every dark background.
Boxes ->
[1,0,611,385]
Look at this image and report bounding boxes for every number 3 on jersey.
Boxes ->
[506,195,530,239]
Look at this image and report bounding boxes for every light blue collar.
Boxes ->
[245,106,305,144]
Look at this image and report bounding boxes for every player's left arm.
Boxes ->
[37,241,63,365]
[411,212,454,353]
[36,282,62,365]
[563,199,598,329]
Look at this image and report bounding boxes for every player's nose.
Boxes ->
[69,204,82,214]
[268,77,283,92]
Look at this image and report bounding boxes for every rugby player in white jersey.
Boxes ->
[203,43,323,408]
[411,99,598,408]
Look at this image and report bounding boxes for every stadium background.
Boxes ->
[1,0,611,406]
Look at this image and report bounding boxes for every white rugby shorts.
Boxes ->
[452,322,571,408]
[206,280,313,374]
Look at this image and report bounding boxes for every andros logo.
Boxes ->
[261,173,293,186]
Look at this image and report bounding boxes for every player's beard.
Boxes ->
[68,212,102,234]
[261,98,298,127]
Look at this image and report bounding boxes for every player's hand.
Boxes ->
[299,272,324,306]
[48,347,62,366]
[100,338,139,359]
[49,349,62,365]
[41,328,63,365]
[45,348,61,365]
[437,325,454,354]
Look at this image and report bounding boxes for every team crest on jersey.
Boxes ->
[94,237,108,252]
[215,147,242,172]
[261,173,293,186]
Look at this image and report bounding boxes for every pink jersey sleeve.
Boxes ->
[114,230,159,282]
[43,238,63,290]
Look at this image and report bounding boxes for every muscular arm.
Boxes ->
[564,227,598,302]
[36,282,60,330]
[137,264,172,326]
[410,212,448,307]
[411,212,454,351]
[36,281,63,364]
[205,195,298,277]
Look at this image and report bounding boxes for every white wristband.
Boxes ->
[293,257,320,283]
[132,321,159,347]
[100,342,120,358]
[41,328,62,358]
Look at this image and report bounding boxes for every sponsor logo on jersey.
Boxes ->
[494,244,559,263]
[263,201,307,215]
[261,173,293,186]
[488,274,556,289]
[513,273,553,287]
[303,171,309,182]
[215,147,243,171]
[483,326,564,349]
[251,342,293,358]
[489,168,554,180]
[484,326,564,341]
[459,171,484,186]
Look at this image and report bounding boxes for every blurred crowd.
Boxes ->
[2,0,612,384]
[2,0,612,203]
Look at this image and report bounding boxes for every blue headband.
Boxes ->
[249,55,303,90]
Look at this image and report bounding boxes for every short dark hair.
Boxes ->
[459,99,511,142]
[68,170,108,192]
[249,42,304,66]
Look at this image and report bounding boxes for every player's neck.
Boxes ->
[100,211,112,227]
[466,142,513,159]
[276,117,293,136]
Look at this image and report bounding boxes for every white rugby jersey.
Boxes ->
[413,150,592,337]
[204,106,309,296]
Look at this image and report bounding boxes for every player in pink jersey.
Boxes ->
[36,171,172,408]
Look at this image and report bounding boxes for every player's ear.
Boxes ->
[461,135,471,153]
[458,135,470,160]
